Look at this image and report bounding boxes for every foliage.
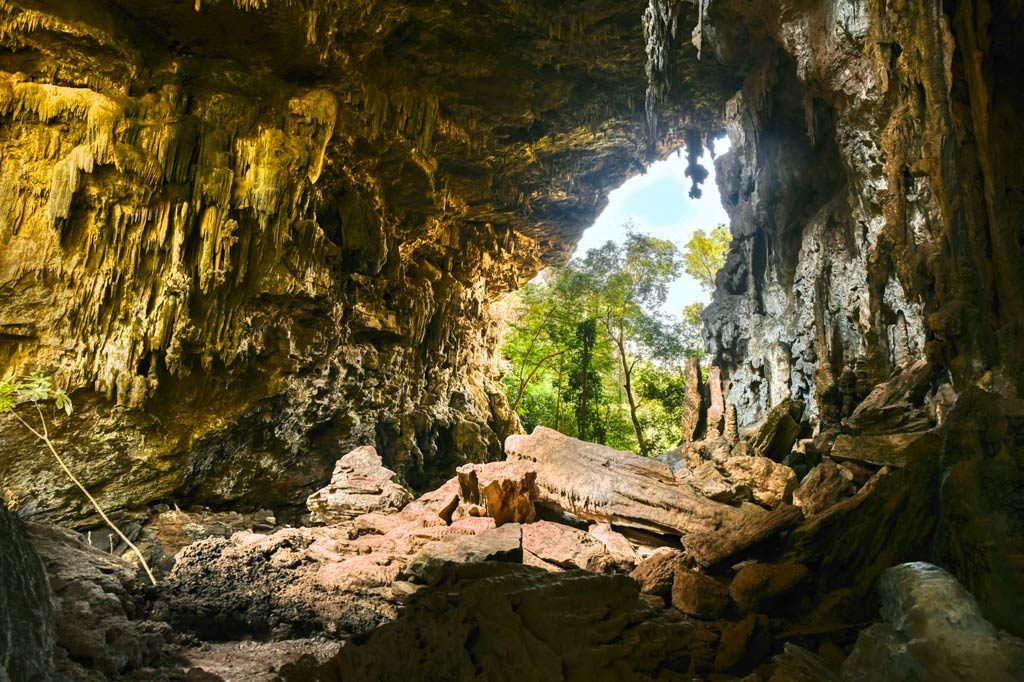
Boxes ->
[683,224,731,291]
[0,374,157,585]
[500,223,731,456]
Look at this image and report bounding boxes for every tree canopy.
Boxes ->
[500,224,730,455]
[683,224,731,291]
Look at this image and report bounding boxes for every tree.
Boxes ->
[683,224,731,291]
[0,374,157,585]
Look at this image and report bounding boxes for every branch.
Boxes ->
[512,349,566,412]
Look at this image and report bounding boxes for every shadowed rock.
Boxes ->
[306,446,413,524]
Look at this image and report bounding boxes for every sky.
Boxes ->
[572,141,731,317]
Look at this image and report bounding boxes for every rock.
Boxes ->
[0,506,55,682]
[681,357,706,442]
[749,400,804,461]
[505,427,747,536]
[155,499,503,640]
[323,563,708,681]
[792,461,854,515]
[629,548,688,599]
[25,522,177,679]
[706,366,726,437]
[685,460,750,503]
[405,523,523,585]
[671,569,730,619]
[306,446,413,524]
[725,403,740,444]
[521,520,627,573]
[768,644,840,682]
[183,640,340,682]
[840,562,1024,681]
[830,431,939,468]
[684,505,804,568]
[455,460,537,525]
[587,523,638,571]
[719,456,798,508]
[715,613,771,673]
[844,360,937,435]
[729,562,809,612]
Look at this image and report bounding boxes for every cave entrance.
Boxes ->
[499,142,731,456]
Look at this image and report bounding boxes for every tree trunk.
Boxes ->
[614,333,648,455]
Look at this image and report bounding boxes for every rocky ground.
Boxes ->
[3,358,1023,681]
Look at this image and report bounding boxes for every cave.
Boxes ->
[1,0,1023,680]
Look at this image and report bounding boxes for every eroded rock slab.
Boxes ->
[506,427,746,536]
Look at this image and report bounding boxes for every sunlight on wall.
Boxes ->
[573,140,731,317]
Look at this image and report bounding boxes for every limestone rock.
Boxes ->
[792,461,855,515]
[749,400,804,461]
[629,548,688,599]
[725,403,739,444]
[719,456,798,508]
[306,446,413,524]
[706,367,726,437]
[521,520,624,573]
[844,360,937,435]
[505,427,747,536]
[326,563,707,681]
[455,460,537,526]
[729,562,809,612]
[840,563,1024,681]
[715,612,771,673]
[769,644,840,682]
[830,431,940,469]
[0,506,55,682]
[671,569,730,619]
[587,522,639,571]
[404,523,523,585]
[684,504,804,568]
[681,358,706,442]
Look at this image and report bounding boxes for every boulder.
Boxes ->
[324,563,708,681]
[720,456,798,508]
[840,562,1024,681]
[629,548,687,599]
[455,460,537,525]
[521,520,624,573]
[769,644,840,682]
[830,431,939,468]
[715,612,771,673]
[505,427,747,536]
[792,461,854,515]
[405,523,523,585]
[729,562,809,612]
[684,505,804,568]
[306,446,413,524]
[749,399,804,461]
[587,522,638,571]
[844,360,937,435]
[671,569,730,619]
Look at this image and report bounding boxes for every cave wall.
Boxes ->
[700,0,1024,428]
[0,0,735,523]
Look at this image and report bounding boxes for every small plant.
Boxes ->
[0,373,157,585]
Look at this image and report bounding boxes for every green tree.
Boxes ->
[683,224,731,291]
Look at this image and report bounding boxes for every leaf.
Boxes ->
[54,392,73,416]
[20,373,52,402]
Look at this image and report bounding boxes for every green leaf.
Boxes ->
[20,373,52,402]
[54,391,73,416]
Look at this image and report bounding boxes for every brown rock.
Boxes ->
[830,431,939,468]
[792,461,854,515]
[405,523,523,585]
[720,456,798,508]
[706,366,726,437]
[725,403,740,445]
[845,359,937,435]
[750,399,805,461]
[685,461,749,503]
[305,446,413,524]
[729,562,809,612]
[681,357,706,442]
[455,460,537,525]
[521,520,625,573]
[505,427,746,536]
[671,569,730,619]
[587,523,638,571]
[684,505,804,568]
[715,613,771,673]
[629,548,687,599]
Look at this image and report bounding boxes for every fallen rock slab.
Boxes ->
[522,520,621,573]
[306,446,413,524]
[829,431,939,468]
[506,427,746,536]
[729,562,809,612]
[792,461,855,515]
[629,548,687,600]
[455,460,537,525]
[720,455,798,508]
[404,523,522,585]
[749,400,804,460]
[683,505,804,568]
[671,569,730,619]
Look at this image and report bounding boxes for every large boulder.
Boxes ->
[506,427,746,536]
[455,460,537,526]
[522,520,628,573]
[729,562,809,613]
[719,456,798,508]
[320,563,710,681]
[749,400,804,461]
[671,569,730,619]
[305,446,413,524]
[792,461,855,515]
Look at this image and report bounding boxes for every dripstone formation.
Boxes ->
[1,0,1023,680]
